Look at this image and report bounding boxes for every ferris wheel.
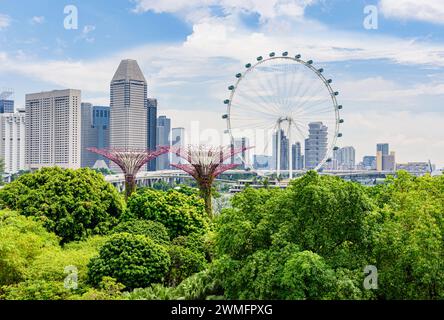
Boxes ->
[222,51,343,178]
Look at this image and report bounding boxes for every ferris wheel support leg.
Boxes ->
[289,122,293,180]
[277,123,281,180]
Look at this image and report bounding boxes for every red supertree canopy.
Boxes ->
[171,145,251,185]
[87,146,170,175]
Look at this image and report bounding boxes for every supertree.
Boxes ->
[172,145,251,217]
[87,147,170,199]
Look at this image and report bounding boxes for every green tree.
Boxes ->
[88,233,171,290]
[0,210,59,286]
[0,167,125,243]
[126,188,209,238]
[111,219,170,244]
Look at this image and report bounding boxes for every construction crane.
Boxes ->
[0,89,13,100]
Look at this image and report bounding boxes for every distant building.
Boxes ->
[0,109,26,174]
[305,122,328,170]
[147,98,157,171]
[171,127,185,166]
[232,137,250,169]
[396,162,433,175]
[110,59,149,172]
[377,143,389,156]
[81,103,110,168]
[272,129,289,171]
[363,156,377,170]
[334,146,356,170]
[0,99,14,114]
[382,151,396,171]
[25,89,81,170]
[376,143,396,171]
[156,115,171,170]
[292,142,303,170]
[253,155,272,170]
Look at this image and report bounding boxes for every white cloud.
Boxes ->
[0,14,11,30]
[379,0,444,25]
[132,0,316,22]
[30,16,45,25]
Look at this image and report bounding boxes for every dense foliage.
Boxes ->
[125,188,209,238]
[87,233,171,290]
[0,167,124,243]
[1,169,443,300]
[111,219,170,244]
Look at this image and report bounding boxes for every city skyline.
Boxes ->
[0,1,443,168]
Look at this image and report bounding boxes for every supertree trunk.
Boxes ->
[198,183,213,218]
[124,174,136,200]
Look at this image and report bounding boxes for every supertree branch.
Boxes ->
[87,146,169,199]
[172,145,252,217]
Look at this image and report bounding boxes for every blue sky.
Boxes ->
[0,0,443,167]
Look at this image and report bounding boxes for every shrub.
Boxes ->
[166,245,207,287]
[0,167,124,243]
[87,233,171,290]
[126,189,208,238]
[0,210,59,286]
[111,219,170,244]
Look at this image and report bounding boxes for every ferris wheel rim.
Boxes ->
[224,53,342,172]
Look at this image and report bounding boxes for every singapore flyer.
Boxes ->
[223,51,343,178]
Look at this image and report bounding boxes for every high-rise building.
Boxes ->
[232,137,250,169]
[292,142,303,170]
[81,103,110,168]
[305,122,328,169]
[377,143,389,156]
[335,146,356,170]
[0,89,14,113]
[156,115,171,170]
[110,59,148,150]
[0,109,26,174]
[171,127,185,166]
[25,89,81,170]
[382,151,396,171]
[272,129,289,170]
[0,99,14,114]
[147,98,157,171]
[363,156,377,170]
[376,143,396,171]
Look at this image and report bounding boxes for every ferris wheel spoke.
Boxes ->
[234,89,280,117]
[247,67,284,115]
[230,101,280,120]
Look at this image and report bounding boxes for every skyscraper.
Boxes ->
[156,115,171,170]
[272,129,289,170]
[147,98,157,171]
[335,146,356,170]
[171,127,185,166]
[25,89,81,169]
[0,99,14,113]
[0,89,14,113]
[305,122,328,170]
[231,137,250,169]
[382,151,396,171]
[363,156,377,170]
[110,59,148,150]
[81,103,110,168]
[377,143,389,156]
[292,142,303,170]
[0,109,26,174]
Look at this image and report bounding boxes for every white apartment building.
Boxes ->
[25,89,81,169]
[0,109,27,174]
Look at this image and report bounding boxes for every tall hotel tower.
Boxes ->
[25,89,81,169]
[110,59,148,154]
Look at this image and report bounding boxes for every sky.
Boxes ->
[0,0,443,168]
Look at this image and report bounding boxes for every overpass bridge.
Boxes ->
[104,169,408,192]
